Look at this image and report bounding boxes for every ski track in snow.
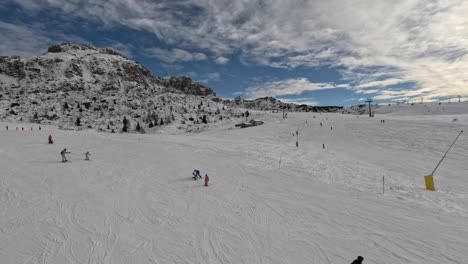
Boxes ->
[1,108,468,263]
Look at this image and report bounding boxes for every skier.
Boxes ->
[193,169,201,180]
[60,148,70,162]
[84,151,91,160]
[204,174,209,186]
[351,256,364,264]
[5,125,8,130]
[48,134,54,144]
[320,122,322,127]
[39,126,41,131]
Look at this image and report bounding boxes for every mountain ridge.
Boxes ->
[0,43,340,133]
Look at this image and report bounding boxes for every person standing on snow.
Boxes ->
[351,256,364,264]
[84,151,91,160]
[60,148,70,162]
[48,134,53,144]
[204,174,209,186]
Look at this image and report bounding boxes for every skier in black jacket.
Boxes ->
[351,256,364,264]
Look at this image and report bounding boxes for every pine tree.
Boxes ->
[63,102,69,110]
[160,118,164,126]
[75,117,81,126]
[122,116,129,132]
[149,121,154,128]
[202,115,208,124]
[136,122,141,132]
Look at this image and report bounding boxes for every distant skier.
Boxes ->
[204,174,209,186]
[39,126,42,131]
[22,127,24,131]
[351,256,364,264]
[84,151,91,160]
[48,134,54,144]
[60,148,70,162]
[5,125,8,130]
[192,169,201,180]
[320,122,322,127]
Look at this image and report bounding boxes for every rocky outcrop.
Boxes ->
[0,43,232,133]
[161,76,215,96]
[47,43,128,58]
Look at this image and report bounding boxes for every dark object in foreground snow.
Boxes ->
[235,119,264,128]
[351,256,364,264]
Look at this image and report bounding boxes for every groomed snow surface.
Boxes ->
[1,103,468,264]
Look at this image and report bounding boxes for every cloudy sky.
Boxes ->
[1,0,467,105]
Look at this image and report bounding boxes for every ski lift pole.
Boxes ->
[431,130,463,176]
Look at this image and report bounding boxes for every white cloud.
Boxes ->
[198,72,221,83]
[206,72,221,81]
[277,97,318,106]
[0,21,52,57]
[356,78,405,89]
[5,0,468,100]
[146,48,207,63]
[244,78,340,99]
[214,56,229,64]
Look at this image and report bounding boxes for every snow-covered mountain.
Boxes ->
[224,96,343,112]
[342,101,468,117]
[0,43,241,133]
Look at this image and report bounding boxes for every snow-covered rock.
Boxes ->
[0,43,240,133]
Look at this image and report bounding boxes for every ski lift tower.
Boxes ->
[365,98,373,117]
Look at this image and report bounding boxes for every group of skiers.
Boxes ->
[5,126,41,131]
[193,169,209,186]
[46,135,90,162]
[60,148,91,162]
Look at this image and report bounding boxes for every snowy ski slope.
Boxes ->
[1,103,467,263]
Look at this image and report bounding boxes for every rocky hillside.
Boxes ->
[0,43,241,133]
[224,96,343,112]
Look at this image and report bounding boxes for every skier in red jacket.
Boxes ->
[48,134,53,144]
[204,174,209,186]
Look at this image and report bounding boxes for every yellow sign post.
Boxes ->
[424,175,435,191]
[425,130,463,191]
